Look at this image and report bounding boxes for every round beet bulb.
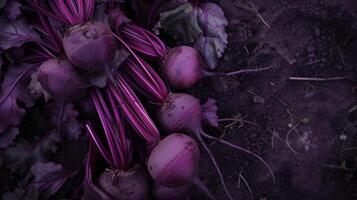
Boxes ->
[37,59,87,102]
[157,93,203,133]
[97,165,149,200]
[161,46,203,89]
[148,133,200,187]
[63,21,115,71]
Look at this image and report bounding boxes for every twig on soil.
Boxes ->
[210,128,228,146]
[247,89,265,104]
[343,147,357,151]
[337,46,347,67]
[286,109,300,122]
[233,0,271,29]
[244,45,250,55]
[285,123,301,154]
[237,169,254,200]
[268,128,284,148]
[323,163,355,172]
[284,110,311,154]
[212,115,261,146]
[298,59,323,67]
[330,124,357,145]
[289,76,347,82]
[273,96,289,108]
[219,115,262,129]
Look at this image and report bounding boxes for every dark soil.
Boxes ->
[190,0,357,199]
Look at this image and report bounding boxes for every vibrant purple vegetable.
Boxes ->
[157,93,205,133]
[37,59,87,102]
[157,93,276,200]
[161,46,202,89]
[148,133,199,187]
[161,46,272,89]
[148,133,213,199]
[97,165,149,200]
[63,21,116,71]
[153,183,189,200]
[86,88,150,200]
[28,0,111,72]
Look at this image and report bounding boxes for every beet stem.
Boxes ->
[195,131,234,200]
[147,0,163,28]
[112,33,158,86]
[24,1,68,23]
[200,131,276,184]
[106,90,129,167]
[85,142,113,200]
[92,90,121,168]
[85,124,113,165]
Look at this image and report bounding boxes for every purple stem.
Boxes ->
[121,56,168,102]
[119,23,167,59]
[106,90,128,167]
[77,0,85,22]
[25,1,68,23]
[38,14,63,53]
[91,90,121,168]
[109,75,160,145]
[85,124,113,166]
[85,142,113,200]
[147,0,163,28]
[112,33,160,95]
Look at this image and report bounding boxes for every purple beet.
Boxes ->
[97,165,149,200]
[63,21,116,71]
[37,59,87,102]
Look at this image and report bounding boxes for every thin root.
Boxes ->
[200,131,276,184]
[238,169,253,199]
[219,115,261,129]
[195,132,234,200]
[285,123,302,154]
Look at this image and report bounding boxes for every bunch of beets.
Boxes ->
[0,0,274,199]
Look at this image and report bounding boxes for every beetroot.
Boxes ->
[161,46,202,89]
[63,21,115,71]
[160,46,272,89]
[158,93,203,133]
[97,165,149,200]
[148,133,213,199]
[37,59,87,102]
[148,133,199,187]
